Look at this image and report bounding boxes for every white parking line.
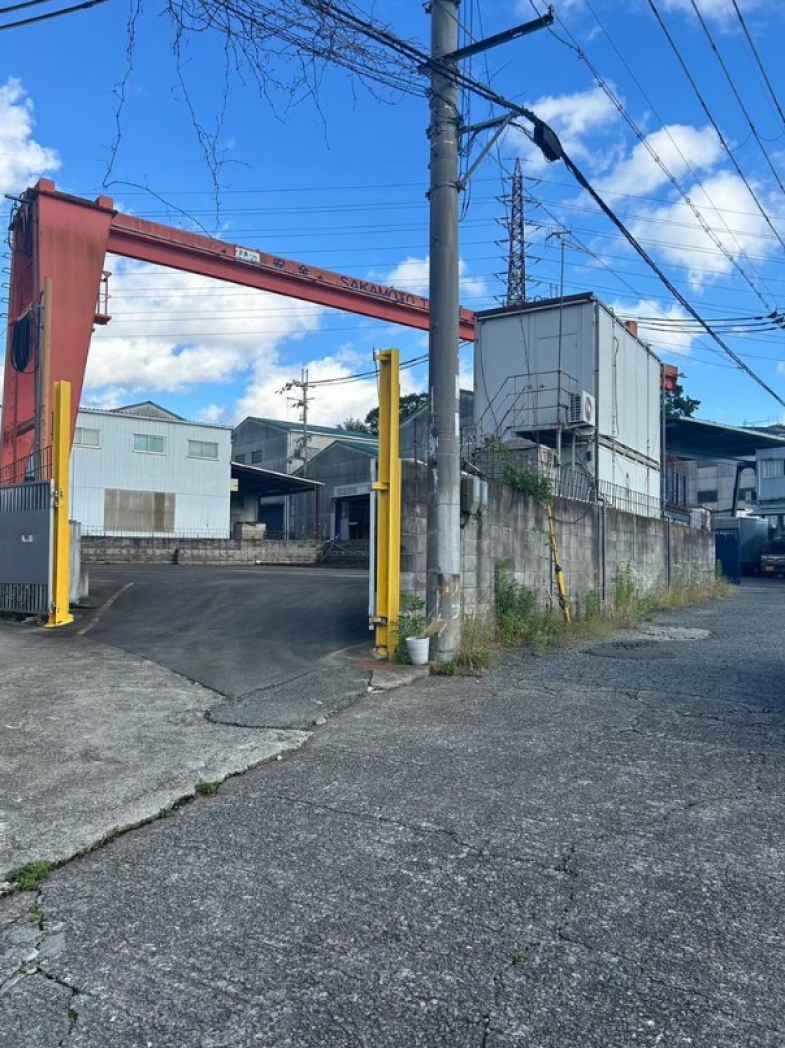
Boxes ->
[77,582,134,636]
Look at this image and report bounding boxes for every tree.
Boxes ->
[663,382,700,418]
[339,417,370,433]
[363,392,429,436]
[340,393,429,436]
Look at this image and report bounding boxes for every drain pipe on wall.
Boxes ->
[598,492,607,605]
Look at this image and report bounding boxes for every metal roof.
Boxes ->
[231,462,322,497]
[665,416,785,462]
[234,415,377,444]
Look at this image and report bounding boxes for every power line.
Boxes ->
[0,0,59,13]
[730,0,785,135]
[0,0,111,30]
[559,147,785,409]
[688,0,785,200]
[645,0,785,259]
[528,0,777,311]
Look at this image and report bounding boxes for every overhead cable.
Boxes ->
[528,0,776,311]
[688,0,785,200]
[730,0,785,134]
[645,0,785,258]
[0,0,111,30]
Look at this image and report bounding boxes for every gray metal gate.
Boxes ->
[0,480,54,614]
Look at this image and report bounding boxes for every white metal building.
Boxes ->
[70,402,232,538]
[474,293,662,515]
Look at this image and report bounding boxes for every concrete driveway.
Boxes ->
[72,564,373,728]
[0,564,378,879]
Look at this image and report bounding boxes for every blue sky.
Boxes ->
[2,0,785,428]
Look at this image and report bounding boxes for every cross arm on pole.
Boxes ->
[441,7,554,63]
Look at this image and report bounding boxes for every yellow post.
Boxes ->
[372,349,401,657]
[45,380,74,627]
[546,503,571,623]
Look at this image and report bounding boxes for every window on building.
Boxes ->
[696,489,718,503]
[73,427,99,447]
[234,453,246,464]
[761,458,784,479]
[739,488,756,502]
[251,450,262,463]
[133,433,165,454]
[187,439,219,460]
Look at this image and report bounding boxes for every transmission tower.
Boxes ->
[506,159,527,305]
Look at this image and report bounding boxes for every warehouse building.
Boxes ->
[71,402,232,538]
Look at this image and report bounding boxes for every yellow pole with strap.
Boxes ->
[44,380,74,627]
[372,349,401,657]
[546,502,571,623]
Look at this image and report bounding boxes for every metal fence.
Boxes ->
[468,443,663,518]
[595,479,662,518]
[80,526,232,540]
[0,446,52,487]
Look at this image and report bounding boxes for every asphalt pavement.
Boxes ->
[2,581,785,1046]
[77,564,374,728]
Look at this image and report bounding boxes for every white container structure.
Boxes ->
[474,294,662,515]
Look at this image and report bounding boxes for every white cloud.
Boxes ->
[614,299,698,357]
[510,85,622,170]
[0,79,59,194]
[599,125,723,198]
[0,80,58,399]
[383,255,488,303]
[84,249,483,429]
[660,0,767,21]
[628,171,784,288]
[197,404,229,424]
[86,258,323,398]
[234,350,423,428]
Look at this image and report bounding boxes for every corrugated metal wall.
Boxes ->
[70,410,232,537]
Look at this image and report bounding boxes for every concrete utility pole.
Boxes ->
[427,0,462,660]
[425,3,555,661]
[299,367,310,477]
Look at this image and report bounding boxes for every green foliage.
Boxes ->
[391,594,428,662]
[195,779,221,796]
[581,589,602,620]
[455,613,495,672]
[493,563,546,644]
[492,561,730,653]
[484,437,554,503]
[501,459,554,503]
[363,392,429,437]
[663,382,700,418]
[340,417,369,433]
[9,860,50,891]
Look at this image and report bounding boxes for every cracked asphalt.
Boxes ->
[2,582,784,1046]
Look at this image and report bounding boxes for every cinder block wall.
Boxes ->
[401,461,714,615]
[81,537,323,566]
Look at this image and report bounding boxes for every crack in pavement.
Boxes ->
[557,930,785,1038]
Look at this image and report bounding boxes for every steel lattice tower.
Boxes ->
[506,159,526,305]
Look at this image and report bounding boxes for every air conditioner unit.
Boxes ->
[568,391,596,428]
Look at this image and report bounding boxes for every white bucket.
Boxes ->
[406,636,430,665]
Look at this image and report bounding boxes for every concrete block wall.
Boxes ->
[81,536,323,566]
[401,461,714,617]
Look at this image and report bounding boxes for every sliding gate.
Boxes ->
[0,479,54,614]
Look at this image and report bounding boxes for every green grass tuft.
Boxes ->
[9,860,50,891]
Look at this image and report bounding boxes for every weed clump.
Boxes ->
[9,860,50,891]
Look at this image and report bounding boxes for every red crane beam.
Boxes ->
[1,180,477,474]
